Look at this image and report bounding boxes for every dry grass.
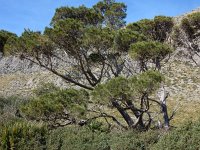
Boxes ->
[0,71,69,97]
[168,98,200,126]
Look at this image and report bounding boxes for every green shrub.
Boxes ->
[0,96,28,111]
[92,70,163,107]
[47,127,110,150]
[152,120,200,150]
[21,88,89,127]
[33,82,60,96]
[110,130,159,150]
[0,96,28,126]
[47,127,160,150]
[87,120,109,132]
[0,121,47,150]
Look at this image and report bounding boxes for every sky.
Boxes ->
[1,0,200,36]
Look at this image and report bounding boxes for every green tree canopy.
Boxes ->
[93,70,163,104]
[0,30,17,55]
[114,28,146,52]
[93,0,127,30]
[127,16,174,42]
[51,5,103,26]
[51,0,127,30]
[129,41,173,71]
[92,70,164,129]
[5,3,129,90]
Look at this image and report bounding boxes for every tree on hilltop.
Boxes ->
[4,0,136,90]
[172,12,200,65]
[127,16,174,42]
[4,0,175,130]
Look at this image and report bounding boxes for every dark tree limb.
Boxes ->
[112,100,134,128]
[22,55,94,90]
[78,112,127,130]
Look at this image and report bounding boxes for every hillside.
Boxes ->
[0,9,200,101]
[0,9,200,125]
[1,1,200,149]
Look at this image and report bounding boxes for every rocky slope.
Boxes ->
[0,52,72,97]
[0,9,200,103]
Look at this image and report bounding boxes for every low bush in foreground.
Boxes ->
[47,126,159,150]
[0,121,47,150]
[152,120,200,150]
[47,120,200,150]
[1,120,200,150]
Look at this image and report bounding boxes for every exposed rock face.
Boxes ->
[0,54,44,74]
[0,52,70,97]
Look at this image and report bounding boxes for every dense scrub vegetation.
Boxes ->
[0,30,17,56]
[1,107,200,150]
[1,121,47,150]
[1,0,200,149]
[1,83,200,149]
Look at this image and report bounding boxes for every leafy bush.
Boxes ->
[21,88,89,127]
[33,82,60,96]
[47,127,110,150]
[152,120,200,150]
[87,120,108,132]
[47,126,160,150]
[3,119,200,150]
[0,121,47,150]
[0,96,27,114]
[93,70,163,104]
[110,130,159,150]
[0,96,28,126]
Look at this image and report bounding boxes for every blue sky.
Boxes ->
[1,0,200,36]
